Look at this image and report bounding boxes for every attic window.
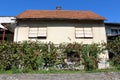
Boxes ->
[29,27,47,39]
[75,27,93,38]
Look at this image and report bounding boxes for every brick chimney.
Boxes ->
[56,6,62,10]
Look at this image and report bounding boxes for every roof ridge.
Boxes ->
[24,10,91,12]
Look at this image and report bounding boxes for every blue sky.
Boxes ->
[0,0,120,22]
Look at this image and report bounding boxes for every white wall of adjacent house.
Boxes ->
[14,20,109,69]
[0,17,16,32]
[0,17,15,23]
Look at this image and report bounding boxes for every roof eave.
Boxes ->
[16,18,105,21]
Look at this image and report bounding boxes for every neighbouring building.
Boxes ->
[0,16,16,42]
[14,7,109,68]
[105,23,120,41]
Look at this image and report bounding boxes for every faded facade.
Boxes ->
[14,20,107,44]
[14,10,109,68]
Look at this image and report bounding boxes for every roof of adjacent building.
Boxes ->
[105,23,120,26]
[0,16,16,23]
[0,17,16,32]
[16,10,106,20]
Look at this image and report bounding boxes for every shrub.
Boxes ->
[0,42,19,70]
[0,41,106,71]
[82,43,103,70]
[40,42,58,68]
[107,36,120,66]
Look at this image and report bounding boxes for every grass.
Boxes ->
[0,68,120,74]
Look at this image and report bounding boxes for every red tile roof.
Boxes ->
[16,10,106,20]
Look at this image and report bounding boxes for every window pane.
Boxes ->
[84,27,93,37]
[118,29,120,35]
[84,33,93,37]
[111,29,118,35]
[75,27,84,37]
[38,27,47,37]
[29,27,38,37]
[29,33,37,37]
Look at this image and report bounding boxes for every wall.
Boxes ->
[14,20,107,44]
[14,26,29,42]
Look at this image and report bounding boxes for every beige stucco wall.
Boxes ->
[14,26,29,42]
[14,20,107,44]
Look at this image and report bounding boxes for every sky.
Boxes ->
[0,0,120,23]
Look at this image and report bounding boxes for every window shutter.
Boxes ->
[75,28,84,37]
[84,27,93,37]
[29,27,38,37]
[37,27,47,37]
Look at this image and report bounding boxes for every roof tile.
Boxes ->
[16,10,106,20]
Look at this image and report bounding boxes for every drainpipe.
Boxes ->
[2,24,6,43]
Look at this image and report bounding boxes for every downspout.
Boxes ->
[2,24,6,43]
[16,27,19,42]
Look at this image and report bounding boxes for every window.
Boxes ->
[37,28,47,38]
[29,27,47,39]
[75,27,84,38]
[75,27,93,38]
[84,27,93,37]
[29,27,38,38]
[111,29,120,35]
[67,51,80,62]
[118,30,120,34]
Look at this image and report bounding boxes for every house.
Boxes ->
[105,23,120,41]
[14,7,109,68]
[0,16,16,42]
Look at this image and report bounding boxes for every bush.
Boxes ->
[0,41,106,71]
[0,41,59,71]
[0,42,19,70]
[40,42,58,68]
[82,43,104,70]
[60,42,104,70]
[107,36,120,66]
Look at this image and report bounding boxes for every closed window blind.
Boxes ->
[84,27,93,37]
[29,27,38,37]
[29,27,47,38]
[75,27,93,38]
[75,28,84,37]
[38,28,47,37]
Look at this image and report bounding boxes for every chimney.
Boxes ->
[56,6,62,10]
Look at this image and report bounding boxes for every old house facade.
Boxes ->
[14,8,109,68]
[15,10,107,44]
